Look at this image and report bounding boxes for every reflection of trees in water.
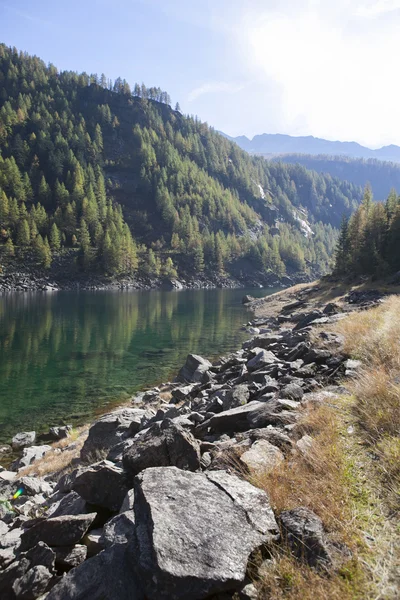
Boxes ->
[0,290,247,439]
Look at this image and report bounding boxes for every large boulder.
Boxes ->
[80,408,150,462]
[44,544,144,600]
[132,466,279,599]
[123,419,201,479]
[71,460,129,512]
[11,432,36,450]
[177,354,212,384]
[197,400,297,437]
[20,513,97,551]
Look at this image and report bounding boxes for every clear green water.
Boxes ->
[0,288,276,444]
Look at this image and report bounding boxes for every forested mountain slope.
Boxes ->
[274,154,400,201]
[0,44,363,283]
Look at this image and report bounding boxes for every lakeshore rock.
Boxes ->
[80,408,150,462]
[132,466,279,599]
[71,460,129,511]
[11,445,52,471]
[11,432,36,450]
[20,513,97,551]
[177,354,212,383]
[123,419,201,479]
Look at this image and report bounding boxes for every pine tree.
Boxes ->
[17,219,30,246]
[50,223,61,250]
[334,216,350,274]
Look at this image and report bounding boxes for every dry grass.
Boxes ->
[255,553,364,600]
[249,405,354,538]
[18,426,88,478]
[333,296,400,512]
[246,402,369,599]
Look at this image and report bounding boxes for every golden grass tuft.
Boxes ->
[18,426,88,479]
[333,296,400,512]
[249,405,354,538]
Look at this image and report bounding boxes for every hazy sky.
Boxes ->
[1,0,399,147]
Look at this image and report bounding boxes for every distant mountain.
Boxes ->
[222,132,400,163]
[272,154,400,201]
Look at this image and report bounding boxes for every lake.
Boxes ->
[0,287,277,444]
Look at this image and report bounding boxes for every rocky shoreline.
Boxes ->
[0,283,384,599]
[0,258,312,293]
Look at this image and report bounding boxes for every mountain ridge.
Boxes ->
[222,132,400,163]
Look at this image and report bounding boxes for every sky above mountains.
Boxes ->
[1,0,399,148]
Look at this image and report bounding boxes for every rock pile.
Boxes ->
[0,299,356,599]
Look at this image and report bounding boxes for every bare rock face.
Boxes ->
[71,460,129,512]
[132,466,279,599]
[176,354,212,383]
[123,419,201,479]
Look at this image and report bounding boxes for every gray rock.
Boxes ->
[22,542,56,571]
[0,547,15,569]
[48,425,72,441]
[123,419,201,479]
[222,385,250,410]
[177,354,212,384]
[171,384,196,402]
[197,400,297,437]
[0,445,12,454]
[20,513,97,551]
[132,466,278,599]
[100,512,135,547]
[247,350,277,371]
[240,440,285,473]
[82,529,104,558]
[296,435,313,455]
[238,582,258,599]
[45,544,144,600]
[280,383,304,401]
[54,544,87,569]
[0,527,23,549]
[80,408,149,462]
[120,489,135,513]
[71,460,129,512]
[18,477,53,497]
[242,295,255,304]
[13,565,53,599]
[11,432,36,450]
[46,491,88,519]
[293,311,323,330]
[11,445,52,471]
[279,507,338,569]
[0,558,30,600]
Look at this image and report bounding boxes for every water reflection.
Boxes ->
[0,288,274,442]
